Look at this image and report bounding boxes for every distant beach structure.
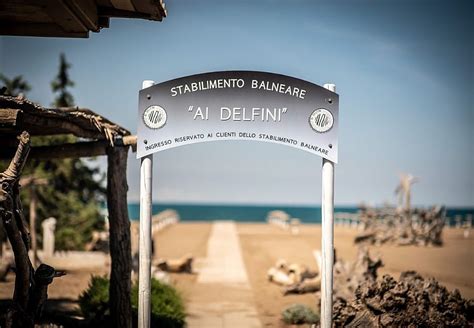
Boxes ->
[126,203,474,226]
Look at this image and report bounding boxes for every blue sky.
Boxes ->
[1,0,473,206]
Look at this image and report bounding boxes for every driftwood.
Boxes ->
[394,173,418,212]
[156,254,194,273]
[330,248,382,301]
[0,132,64,328]
[283,274,321,295]
[267,258,318,288]
[283,248,382,297]
[355,206,445,247]
[333,271,474,327]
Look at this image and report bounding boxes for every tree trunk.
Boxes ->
[107,146,132,328]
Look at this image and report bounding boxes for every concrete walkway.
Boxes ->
[187,221,261,328]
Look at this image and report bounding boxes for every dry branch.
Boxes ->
[0,95,130,144]
[282,248,382,297]
[0,136,137,160]
[0,132,63,328]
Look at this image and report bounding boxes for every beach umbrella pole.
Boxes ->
[320,83,336,328]
[138,80,155,328]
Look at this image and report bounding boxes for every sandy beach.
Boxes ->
[1,222,472,327]
[159,222,474,327]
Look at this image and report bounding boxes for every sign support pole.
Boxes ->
[138,80,155,328]
[320,83,336,328]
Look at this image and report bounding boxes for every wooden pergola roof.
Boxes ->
[0,96,135,326]
[0,0,167,38]
[0,95,136,159]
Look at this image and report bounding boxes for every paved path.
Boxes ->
[187,221,261,328]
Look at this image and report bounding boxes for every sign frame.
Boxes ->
[137,73,337,328]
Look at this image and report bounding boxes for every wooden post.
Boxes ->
[138,80,155,328]
[320,83,336,328]
[107,146,132,328]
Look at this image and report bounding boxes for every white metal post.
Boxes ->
[138,80,155,328]
[320,83,336,328]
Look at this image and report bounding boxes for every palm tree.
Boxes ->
[0,74,31,97]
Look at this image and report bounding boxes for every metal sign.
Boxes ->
[137,71,339,162]
[137,75,339,328]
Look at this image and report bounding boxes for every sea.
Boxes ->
[127,203,474,225]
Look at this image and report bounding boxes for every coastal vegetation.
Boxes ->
[0,54,105,251]
[281,304,319,325]
[80,275,186,327]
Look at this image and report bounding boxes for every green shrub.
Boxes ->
[132,279,186,328]
[79,275,185,328]
[282,304,319,325]
[78,275,111,324]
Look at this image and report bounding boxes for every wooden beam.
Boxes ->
[98,7,150,19]
[106,146,132,328]
[0,23,88,38]
[0,136,137,160]
[44,0,89,33]
[66,0,100,32]
[110,0,135,12]
[20,114,109,139]
[0,141,107,160]
[130,0,166,21]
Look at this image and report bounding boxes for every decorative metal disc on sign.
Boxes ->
[143,105,167,129]
[137,71,339,162]
[309,108,334,133]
